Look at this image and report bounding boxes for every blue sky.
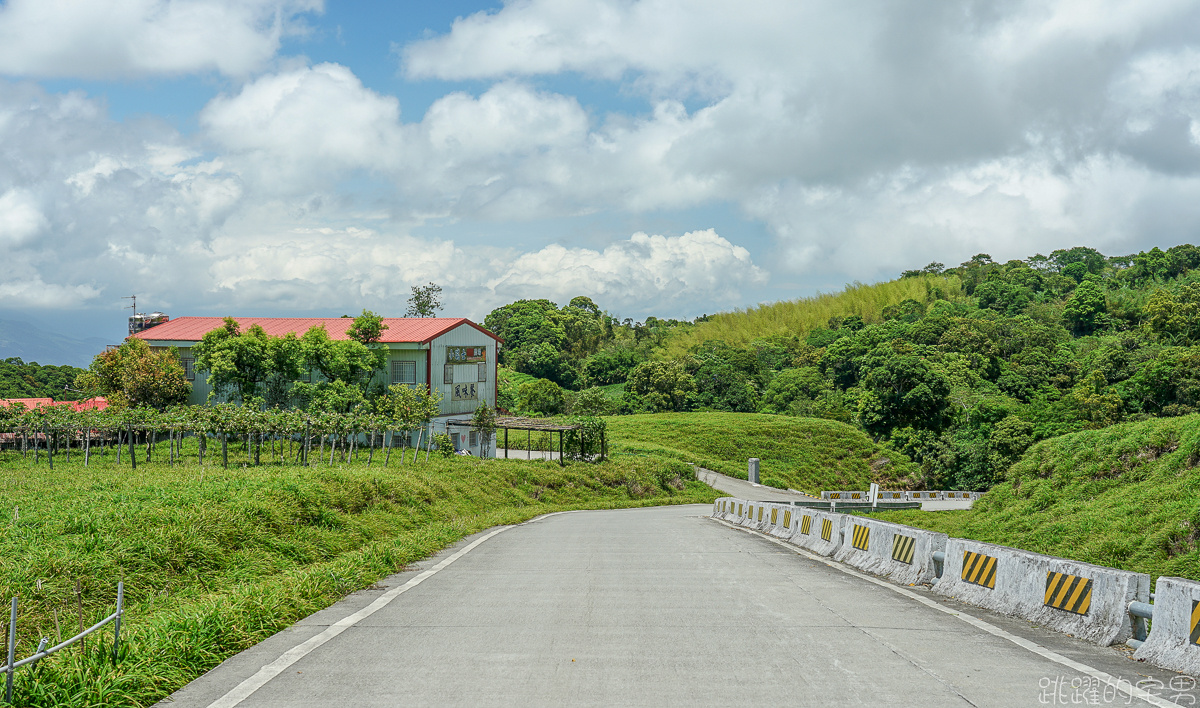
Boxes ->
[2,0,1200,344]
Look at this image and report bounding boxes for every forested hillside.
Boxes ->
[0,358,87,400]
[489,244,1200,492]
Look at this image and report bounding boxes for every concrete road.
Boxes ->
[159,505,1187,707]
[695,467,817,501]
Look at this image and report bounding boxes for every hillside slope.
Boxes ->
[662,274,963,356]
[607,412,919,492]
[878,414,1200,582]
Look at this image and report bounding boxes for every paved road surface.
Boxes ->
[159,505,1185,707]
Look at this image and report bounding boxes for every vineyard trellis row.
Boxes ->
[0,402,445,468]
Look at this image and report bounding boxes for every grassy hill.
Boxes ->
[0,452,715,707]
[877,414,1200,582]
[662,274,963,356]
[607,412,919,493]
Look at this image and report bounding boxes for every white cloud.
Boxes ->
[0,189,46,244]
[0,0,321,79]
[488,229,765,307]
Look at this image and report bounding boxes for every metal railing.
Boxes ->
[2,582,124,705]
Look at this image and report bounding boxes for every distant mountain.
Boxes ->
[0,318,114,368]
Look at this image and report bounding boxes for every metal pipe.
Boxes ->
[9,609,120,670]
[30,639,46,668]
[6,597,16,706]
[112,582,123,664]
[1129,601,1154,619]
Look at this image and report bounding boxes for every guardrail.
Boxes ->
[2,582,124,705]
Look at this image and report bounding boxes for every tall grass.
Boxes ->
[663,275,963,356]
[0,444,715,707]
[607,412,919,492]
[876,414,1200,583]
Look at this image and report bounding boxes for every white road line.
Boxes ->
[714,518,1179,708]
[205,525,511,708]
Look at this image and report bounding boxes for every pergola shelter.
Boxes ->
[445,416,606,466]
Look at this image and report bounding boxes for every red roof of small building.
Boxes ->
[130,316,500,345]
[0,397,109,412]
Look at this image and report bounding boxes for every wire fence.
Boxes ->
[1,582,123,706]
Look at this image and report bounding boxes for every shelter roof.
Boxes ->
[446,416,581,431]
[131,317,500,345]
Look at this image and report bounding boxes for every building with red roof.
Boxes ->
[131,316,501,454]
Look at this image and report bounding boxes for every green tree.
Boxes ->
[471,402,497,456]
[1063,279,1107,335]
[760,367,830,413]
[192,319,302,403]
[300,325,379,387]
[625,360,695,412]
[518,378,566,415]
[406,282,443,317]
[76,337,190,410]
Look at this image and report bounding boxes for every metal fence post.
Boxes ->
[112,582,123,665]
[6,596,16,705]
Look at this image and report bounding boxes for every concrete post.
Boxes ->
[748,458,760,485]
[869,482,880,507]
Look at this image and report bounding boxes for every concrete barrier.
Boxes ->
[876,491,908,501]
[934,538,1150,646]
[769,505,797,539]
[788,509,846,556]
[909,491,945,501]
[832,516,947,586]
[821,490,868,501]
[1133,577,1200,674]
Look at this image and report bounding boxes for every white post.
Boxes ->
[869,482,880,507]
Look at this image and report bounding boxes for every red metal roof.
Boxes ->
[130,317,500,345]
[0,397,109,412]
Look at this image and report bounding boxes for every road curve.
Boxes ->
[158,505,1185,707]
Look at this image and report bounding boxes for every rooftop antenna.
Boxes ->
[122,295,137,316]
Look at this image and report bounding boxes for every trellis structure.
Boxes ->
[445,416,605,466]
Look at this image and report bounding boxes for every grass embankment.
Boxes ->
[0,444,715,707]
[875,414,1200,582]
[662,274,963,356]
[606,412,919,492]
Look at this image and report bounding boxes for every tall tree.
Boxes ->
[406,283,444,318]
[76,337,190,410]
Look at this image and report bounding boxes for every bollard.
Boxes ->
[748,458,760,485]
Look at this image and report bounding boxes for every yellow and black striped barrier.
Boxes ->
[851,524,870,551]
[1190,600,1200,646]
[800,514,811,535]
[892,535,916,565]
[1044,572,1093,616]
[783,510,792,529]
[770,508,778,525]
[757,506,763,522]
[828,493,841,499]
[961,550,997,589]
[821,518,833,542]
[737,503,743,517]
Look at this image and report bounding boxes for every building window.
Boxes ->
[391,360,416,385]
[180,357,195,381]
[444,364,454,384]
[477,361,487,382]
[469,430,478,448]
[451,433,460,450]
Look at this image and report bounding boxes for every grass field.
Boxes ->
[875,414,1200,583]
[0,441,716,707]
[606,412,919,493]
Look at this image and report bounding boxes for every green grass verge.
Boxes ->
[874,414,1200,583]
[606,412,919,493]
[0,443,716,707]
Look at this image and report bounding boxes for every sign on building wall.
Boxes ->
[446,346,486,363]
[452,382,479,401]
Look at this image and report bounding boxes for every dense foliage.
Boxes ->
[0,357,86,400]
[487,243,1200,491]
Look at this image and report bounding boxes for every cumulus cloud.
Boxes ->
[398,0,1200,277]
[203,223,762,319]
[489,229,765,306]
[0,0,321,79]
